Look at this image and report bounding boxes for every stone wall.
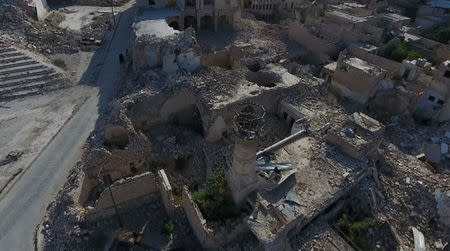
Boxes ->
[25,0,49,20]
[87,172,159,221]
[349,45,401,75]
[182,186,216,248]
[287,21,336,63]
[326,130,367,160]
[158,169,175,217]
[181,185,250,248]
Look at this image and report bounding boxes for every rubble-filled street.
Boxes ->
[0,0,449,250]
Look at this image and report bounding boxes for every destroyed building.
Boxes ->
[21,0,450,250]
[329,54,386,104]
[414,60,450,122]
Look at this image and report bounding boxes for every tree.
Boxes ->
[192,172,238,221]
[428,26,450,44]
[390,43,422,62]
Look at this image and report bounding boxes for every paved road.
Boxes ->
[0,3,135,250]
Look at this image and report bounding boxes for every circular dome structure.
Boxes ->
[233,103,265,141]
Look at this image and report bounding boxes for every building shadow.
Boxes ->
[77,5,136,132]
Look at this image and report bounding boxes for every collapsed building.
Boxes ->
[324,46,450,123]
[37,0,450,250]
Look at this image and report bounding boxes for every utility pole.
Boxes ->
[111,0,116,26]
[105,174,123,228]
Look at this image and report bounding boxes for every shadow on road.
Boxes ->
[78,5,135,132]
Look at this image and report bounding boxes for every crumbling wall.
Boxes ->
[127,89,208,134]
[205,115,227,142]
[182,186,216,248]
[158,169,175,217]
[87,172,159,221]
[181,186,249,248]
[287,21,335,63]
[25,0,49,20]
[331,57,386,104]
[434,189,450,228]
[80,136,150,204]
[132,26,200,75]
[326,113,385,160]
[348,45,401,75]
[370,88,412,116]
[326,131,368,159]
[278,100,303,124]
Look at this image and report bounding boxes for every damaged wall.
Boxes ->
[25,0,49,20]
[182,186,250,249]
[132,25,200,75]
[87,172,159,221]
[287,21,335,63]
[129,89,208,135]
[182,186,216,248]
[158,169,175,217]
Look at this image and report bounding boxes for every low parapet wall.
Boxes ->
[158,169,175,217]
[182,186,250,248]
[87,172,159,221]
[182,186,216,248]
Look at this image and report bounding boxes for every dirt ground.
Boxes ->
[0,86,93,194]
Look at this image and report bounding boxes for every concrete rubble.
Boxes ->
[0,0,445,250]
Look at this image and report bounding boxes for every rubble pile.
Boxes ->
[40,162,87,250]
[37,0,450,249]
[80,12,112,43]
[375,142,450,249]
[0,2,79,55]
[146,124,207,191]
[234,15,290,58]
[189,67,246,106]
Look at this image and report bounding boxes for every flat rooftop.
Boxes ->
[327,10,369,23]
[381,13,411,23]
[351,42,378,53]
[344,57,384,76]
[330,2,366,11]
[247,137,366,246]
[134,8,181,39]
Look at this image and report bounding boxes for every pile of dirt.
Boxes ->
[0,2,80,55]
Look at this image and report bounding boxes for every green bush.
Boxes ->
[192,172,238,221]
[389,43,422,62]
[336,214,376,250]
[162,220,175,234]
[427,26,450,44]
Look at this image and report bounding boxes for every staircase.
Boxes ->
[0,42,68,102]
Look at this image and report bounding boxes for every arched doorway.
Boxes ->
[169,104,204,135]
[200,15,213,31]
[184,15,197,29]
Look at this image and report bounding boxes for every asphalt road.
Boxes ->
[0,3,134,250]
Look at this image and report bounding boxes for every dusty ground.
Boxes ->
[58,6,112,32]
[0,86,93,194]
